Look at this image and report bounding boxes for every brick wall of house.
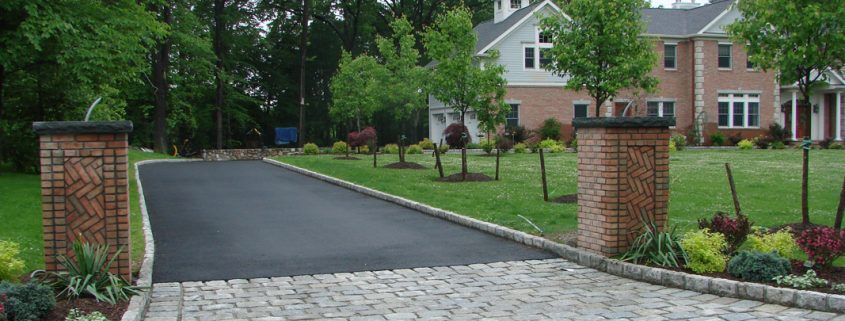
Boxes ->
[504,86,594,140]
[35,121,133,281]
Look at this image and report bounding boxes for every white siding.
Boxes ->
[492,5,568,85]
[701,7,739,34]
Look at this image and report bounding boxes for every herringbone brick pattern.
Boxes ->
[623,146,656,244]
[64,157,106,249]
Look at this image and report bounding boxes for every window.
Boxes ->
[718,44,732,69]
[718,93,760,128]
[497,0,501,10]
[664,44,677,69]
[524,47,535,69]
[539,48,552,69]
[538,31,552,44]
[647,101,675,119]
[511,0,520,9]
[574,104,589,119]
[746,56,755,70]
[506,104,519,127]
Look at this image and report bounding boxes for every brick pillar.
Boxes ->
[33,121,133,281]
[573,117,673,257]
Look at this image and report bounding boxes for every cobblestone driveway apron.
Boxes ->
[144,258,844,321]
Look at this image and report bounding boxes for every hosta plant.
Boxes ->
[38,241,142,304]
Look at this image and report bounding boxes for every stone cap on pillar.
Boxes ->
[33,121,133,135]
[573,117,675,129]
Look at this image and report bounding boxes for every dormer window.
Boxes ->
[511,0,520,9]
[538,31,552,44]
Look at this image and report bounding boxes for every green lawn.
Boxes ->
[274,149,845,238]
[0,149,173,273]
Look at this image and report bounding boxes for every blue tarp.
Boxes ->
[274,127,298,145]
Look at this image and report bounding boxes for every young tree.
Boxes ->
[424,7,508,178]
[540,0,657,117]
[329,52,386,131]
[727,0,845,138]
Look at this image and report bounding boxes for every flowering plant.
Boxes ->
[0,293,6,321]
[698,212,752,253]
[797,226,845,267]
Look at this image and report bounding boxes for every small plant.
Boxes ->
[618,217,688,268]
[727,251,791,282]
[303,143,319,155]
[538,138,559,149]
[670,134,687,151]
[538,118,562,140]
[65,309,109,321]
[830,142,843,150]
[737,139,754,150]
[480,140,495,154]
[438,143,450,154]
[771,141,786,149]
[710,131,725,146]
[466,143,482,149]
[383,144,399,154]
[550,144,565,153]
[819,137,834,149]
[513,143,526,153]
[406,144,422,154]
[0,281,55,321]
[41,242,142,304]
[728,133,743,146]
[331,141,348,154]
[496,136,513,153]
[358,144,369,154]
[698,212,752,254]
[443,123,469,148]
[796,226,845,267]
[418,138,435,150]
[505,125,528,142]
[0,241,25,282]
[669,140,677,152]
[753,136,771,149]
[833,283,845,293]
[680,229,729,273]
[567,137,577,151]
[768,123,790,143]
[773,270,828,289]
[745,227,800,259]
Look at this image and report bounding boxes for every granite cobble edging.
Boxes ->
[121,158,202,321]
[262,157,845,314]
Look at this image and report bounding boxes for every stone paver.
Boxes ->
[143,259,844,321]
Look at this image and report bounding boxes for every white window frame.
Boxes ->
[717,92,761,129]
[718,43,733,70]
[646,100,676,127]
[573,101,590,119]
[663,42,677,70]
[523,45,536,70]
[506,104,520,127]
[510,0,520,9]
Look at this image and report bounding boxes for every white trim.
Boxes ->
[646,101,677,127]
[477,0,564,55]
[828,68,845,86]
[836,93,842,141]
[717,92,761,129]
[717,43,733,69]
[522,45,536,70]
[697,4,734,35]
[663,43,678,70]
[791,91,798,140]
[507,82,566,87]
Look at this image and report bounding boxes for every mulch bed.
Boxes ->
[333,156,361,160]
[437,172,493,182]
[384,162,425,169]
[42,298,128,321]
[550,194,577,204]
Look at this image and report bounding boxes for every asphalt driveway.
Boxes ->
[140,161,552,282]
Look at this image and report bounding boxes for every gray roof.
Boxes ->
[641,0,734,36]
[474,1,544,53]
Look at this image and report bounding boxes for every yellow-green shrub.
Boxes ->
[681,229,729,273]
[737,139,754,150]
[0,241,25,281]
[332,141,348,154]
[669,140,677,152]
[538,138,558,149]
[407,144,422,154]
[383,144,399,154]
[418,138,435,150]
[746,228,800,259]
[514,143,526,153]
[358,144,370,154]
[550,144,565,153]
[303,143,319,155]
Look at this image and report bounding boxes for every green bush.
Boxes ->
[0,281,55,321]
[438,143,450,154]
[331,141,348,154]
[681,229,728,273]
[771,141,786,149]
[65,309,109,321]
[669,140,677,152]
[418,138,435,150]
[480,140,495,154]
[833,283,845,293]
[514,143,526,154]
[303,143,319,155]
[406,144,422,154]
[727,251,791,282]
[538,118,562,140]
[710,131,725,146]
[619,219,687,268]
[774,270,828,289]
[568,138,577,151]
[831,143,843,150]
[358,144,369,154]
[383,144,399,154]
[746,228,800,259]
[670,134,687,151]
[550,144,565,153]
[0,241,25,282]
[42,242,142,304]
[737,139,754,150]
[538,138,558,149]
[496,136,513,153]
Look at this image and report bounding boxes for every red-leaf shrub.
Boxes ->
[347,131,360,147]
[358,127,377,146]
[443,123,469,148]
[797,226,845,267]
[698,212,752,253]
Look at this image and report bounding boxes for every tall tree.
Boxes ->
[213,0,226,149]
[540,0,657,117]
[329,52,385,131]
[152,0,175,153]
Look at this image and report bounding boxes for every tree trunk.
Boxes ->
[152,2,173,154]
[725,163,742,216]
[802,137,810,225]
[540,148,548,201]
[835,176,845,230]
[298,0,310,147]
[213,0,225,149]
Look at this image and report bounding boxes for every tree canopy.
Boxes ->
[329,52,386,131]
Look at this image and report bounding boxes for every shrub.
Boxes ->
[538,118,562,140]
[768,123,790,142]
[737,139,754,150]
[567,137,577,151]
[418,138,435,150]
[514,143,526,153]
[358,144,369,154]
[831,142,844,150]
[619,218,687,268]
[357,127,377,146]
[669,140,677,152]
[771,141,786,150]
[833,283,845,293]
[746,228,800,259]
[681,229,729,273]
[443,123,469,148]
[670,134,687,151]
[0,281,55,321]
[41,242,142,304]
[466,143,482,149]
[496,136,513,153]
[480,140,495,154]
[796,226,845,267]
[65,309,109,321]
[538,138,558,149]
[406,144,422,154]
[710,131,725,146]
[550,144,565,153]
[505,125,528,143]
[331,141,348,154]
[819,137,834,149]
[728,133,743,146]
[774,270,828,289]
[0,241,24,282]
[753,136,771,149]
[303,143,319,155]
[698,212,751,254]
[438,143,450,154]
[383,144,399,154]
[347,131,360,147]
[727,251,791,282]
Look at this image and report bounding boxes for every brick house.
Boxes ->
[427,0,845,144]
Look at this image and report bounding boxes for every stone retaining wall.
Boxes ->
[202,148,299,161]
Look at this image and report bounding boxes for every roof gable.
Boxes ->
[641,0,733,36]
[474,0,561,55]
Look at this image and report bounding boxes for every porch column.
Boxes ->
[792,91,798,140]
[837,92,842,141]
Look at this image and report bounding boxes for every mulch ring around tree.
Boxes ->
[333,156,361,160]
[384,162,426,169]
[42,298,128,321]
[437,172,493,182]
[550,194,577,204]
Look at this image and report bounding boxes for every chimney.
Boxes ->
[672,0,702,9]
[494,0,530,23]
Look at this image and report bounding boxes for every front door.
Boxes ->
[784,102,812,139]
